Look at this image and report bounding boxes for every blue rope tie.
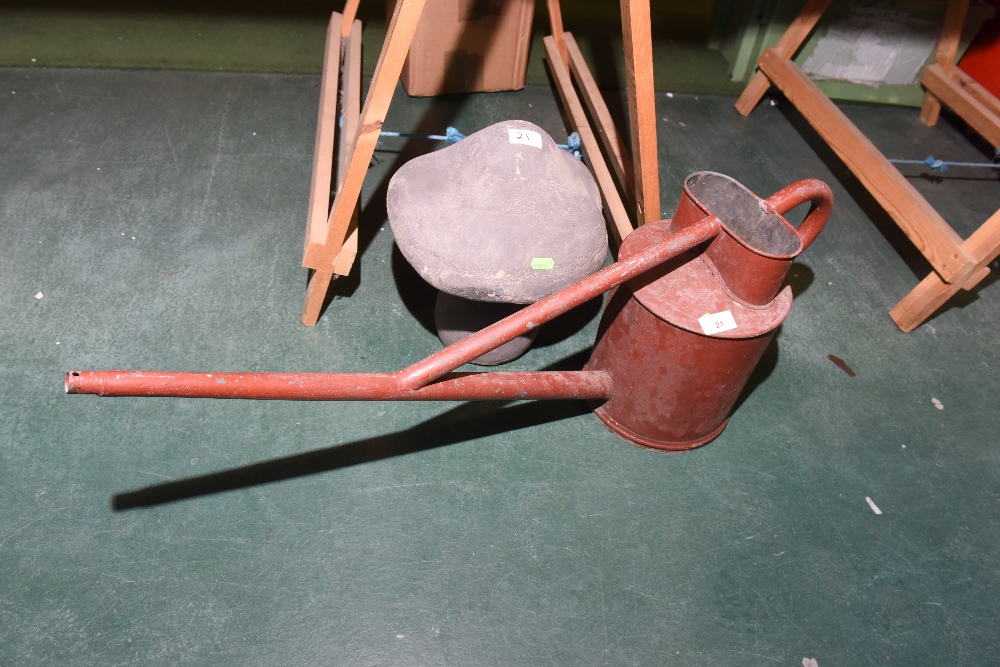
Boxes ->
[375,125,583,159]
[561,132,582,159]
[889,154,1000,174]
[377,126,467,143]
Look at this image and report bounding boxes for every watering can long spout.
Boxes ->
[65,216,723,403]
[65,369,616,401]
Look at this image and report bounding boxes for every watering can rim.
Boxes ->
[682,171,818,261]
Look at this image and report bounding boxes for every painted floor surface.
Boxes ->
[1,67,999,666]
[0,3,743,96]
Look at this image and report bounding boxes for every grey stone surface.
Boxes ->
[387,120,607,303]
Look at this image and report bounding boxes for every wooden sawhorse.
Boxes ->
[735,0,1000,332]
[300,0,661,326]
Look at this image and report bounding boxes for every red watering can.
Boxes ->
[66,172,832,451]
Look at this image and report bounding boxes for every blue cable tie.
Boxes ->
[923,155,948,173]
[377,127,582,158]
[888,155,1000,172]
[556,132,582,159]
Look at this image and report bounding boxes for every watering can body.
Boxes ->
[587,172,831,450]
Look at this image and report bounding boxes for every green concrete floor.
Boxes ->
[2,65,999,665]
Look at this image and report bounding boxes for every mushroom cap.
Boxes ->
[387,120,608,303]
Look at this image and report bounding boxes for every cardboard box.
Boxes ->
[389,0,535,96]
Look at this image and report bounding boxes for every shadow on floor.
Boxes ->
[112,349,594,510]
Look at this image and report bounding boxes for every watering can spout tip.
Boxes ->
[65,370,101,395]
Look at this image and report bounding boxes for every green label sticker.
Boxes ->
[531,257,554,270]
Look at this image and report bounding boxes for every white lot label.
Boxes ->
[698,310,738,335]
[508,128,542,149]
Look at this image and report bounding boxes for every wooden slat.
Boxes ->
[922,64,1000,149]
[890,208,1000,331]
[546,0,568,63]
[953,67,1000,119]
[340,0,360,40]
[333,18,364,277]
[544,35,633,246]
[302,268,336,328]
[920,0,969,126]
[302,13,342,269]
[563,33,634,211]
[933,207,999,277]
[735,0,832,116]
[757,48,975,282]
[303,0,428,326]
[620,0,660,224]
[890,267,981,332]
[934,0,969,68]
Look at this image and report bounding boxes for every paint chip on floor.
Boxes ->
[827,354,856,376]
[803,659,819,667]
[932,397,943,410]
[34,292,44,300]
[865,497,882,514]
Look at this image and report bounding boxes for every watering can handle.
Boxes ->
[763,179,833,251]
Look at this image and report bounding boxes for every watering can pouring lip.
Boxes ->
[679,172,833,255]
[673,172,833,307]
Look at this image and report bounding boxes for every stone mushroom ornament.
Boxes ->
[387,120,608,365]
